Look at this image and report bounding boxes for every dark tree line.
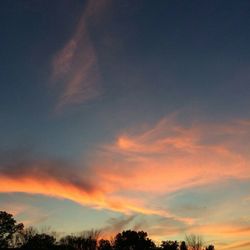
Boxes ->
[0,211,215,250]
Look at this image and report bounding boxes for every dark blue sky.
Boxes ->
[1,1,250,154]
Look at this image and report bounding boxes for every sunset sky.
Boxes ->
[1,1,250,249]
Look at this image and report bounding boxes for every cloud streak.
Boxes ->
[51,0,110,110]
[94,117,250,195]
[0,156,100,205]
[0,153,174,219]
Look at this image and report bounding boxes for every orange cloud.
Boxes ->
[94,117,250,195]
[188,223,250,237]
[1,174,184,222]
[0,155,177,219]
[223,241,250,250]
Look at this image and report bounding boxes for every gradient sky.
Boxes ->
[1,1,250,249]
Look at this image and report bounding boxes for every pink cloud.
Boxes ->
[93,117,250,195]
[51,0,110,110]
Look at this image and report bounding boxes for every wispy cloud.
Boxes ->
[0,199,49,227]
[0,152,174,218]
[101,215,136,237]
[94,116,250,195]
[0,156,100,206]
[188,223,250,237]
[224,241,250,250]
[51,0,110,110]
[0,201,30,217]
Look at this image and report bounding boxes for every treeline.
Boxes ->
[0,211,215,250]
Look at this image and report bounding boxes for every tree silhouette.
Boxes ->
[60,231,99,250]
[180,241,188,250]
[21,226,38,245]
[206,245,215,250]
[114,230,155,250]
[161,241,179,250]
[98,239,112,250]
[0,211,24,248]
[21,233,56,249]
[0,210,217,250]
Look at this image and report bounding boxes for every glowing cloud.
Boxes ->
[0,154,174,218]
[94,117,250,194]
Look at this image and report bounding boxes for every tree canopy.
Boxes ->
[0,211,215,250]
[0,211,24,248]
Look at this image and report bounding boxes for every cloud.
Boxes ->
[1,116,250,245]
[101,214,184,241]
[0,200,30,217]
[101,215,136,237]
[188,223,250,237]
[93,116,250,195]
[0,198,50,227]
[1,116,250,218]
[51,0,110,110]
[0,152,175,219]
[0,155,100,205]
[224,241,250,250]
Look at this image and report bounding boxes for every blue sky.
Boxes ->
[1,1,250,249]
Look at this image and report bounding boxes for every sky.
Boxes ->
[0,0,250,249]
